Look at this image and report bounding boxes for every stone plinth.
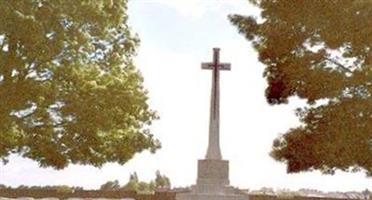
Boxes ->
[197,159,229,186]
[176,159,248,200]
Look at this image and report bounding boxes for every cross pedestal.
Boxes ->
[176,48,248,200]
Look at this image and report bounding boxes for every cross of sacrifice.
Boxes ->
[201,48,231,160]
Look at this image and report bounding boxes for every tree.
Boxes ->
[100,180,120,191]
[137,181,155,194]
[121,172,139,192]
[230,0,371,175]
[154,170,171,189]
[0,1,160,169]
[16,185,29,190]
[54,185,73,193]
[120,171,170,193]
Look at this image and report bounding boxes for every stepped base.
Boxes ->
[177,193,247,200]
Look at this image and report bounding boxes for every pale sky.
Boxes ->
[0,0,371,192]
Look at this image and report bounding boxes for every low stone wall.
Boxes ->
[0,189,175,200]
[0,189,360,200]
[249,194,352,200]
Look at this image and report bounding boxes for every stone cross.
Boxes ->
[201,48,231,160]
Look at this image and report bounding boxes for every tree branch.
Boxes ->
[324,57,352,73]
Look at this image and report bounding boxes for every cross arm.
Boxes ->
[219,63,231,71]
[201,62,213,70]
[201,63,231,70]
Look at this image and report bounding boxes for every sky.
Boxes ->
[0,0,371,192]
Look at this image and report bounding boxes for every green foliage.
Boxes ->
[155,170,171,189]
[230,0,371,175]
[0,0,160,169]
[100,180,120,191]
[119,171,170,194]
[121,172,140,192]
[12,185,77,193]
[136,181,156,194]
[54,185,73,193]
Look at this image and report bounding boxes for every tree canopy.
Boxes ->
[0,0,160,169]
[230,0,371,175]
